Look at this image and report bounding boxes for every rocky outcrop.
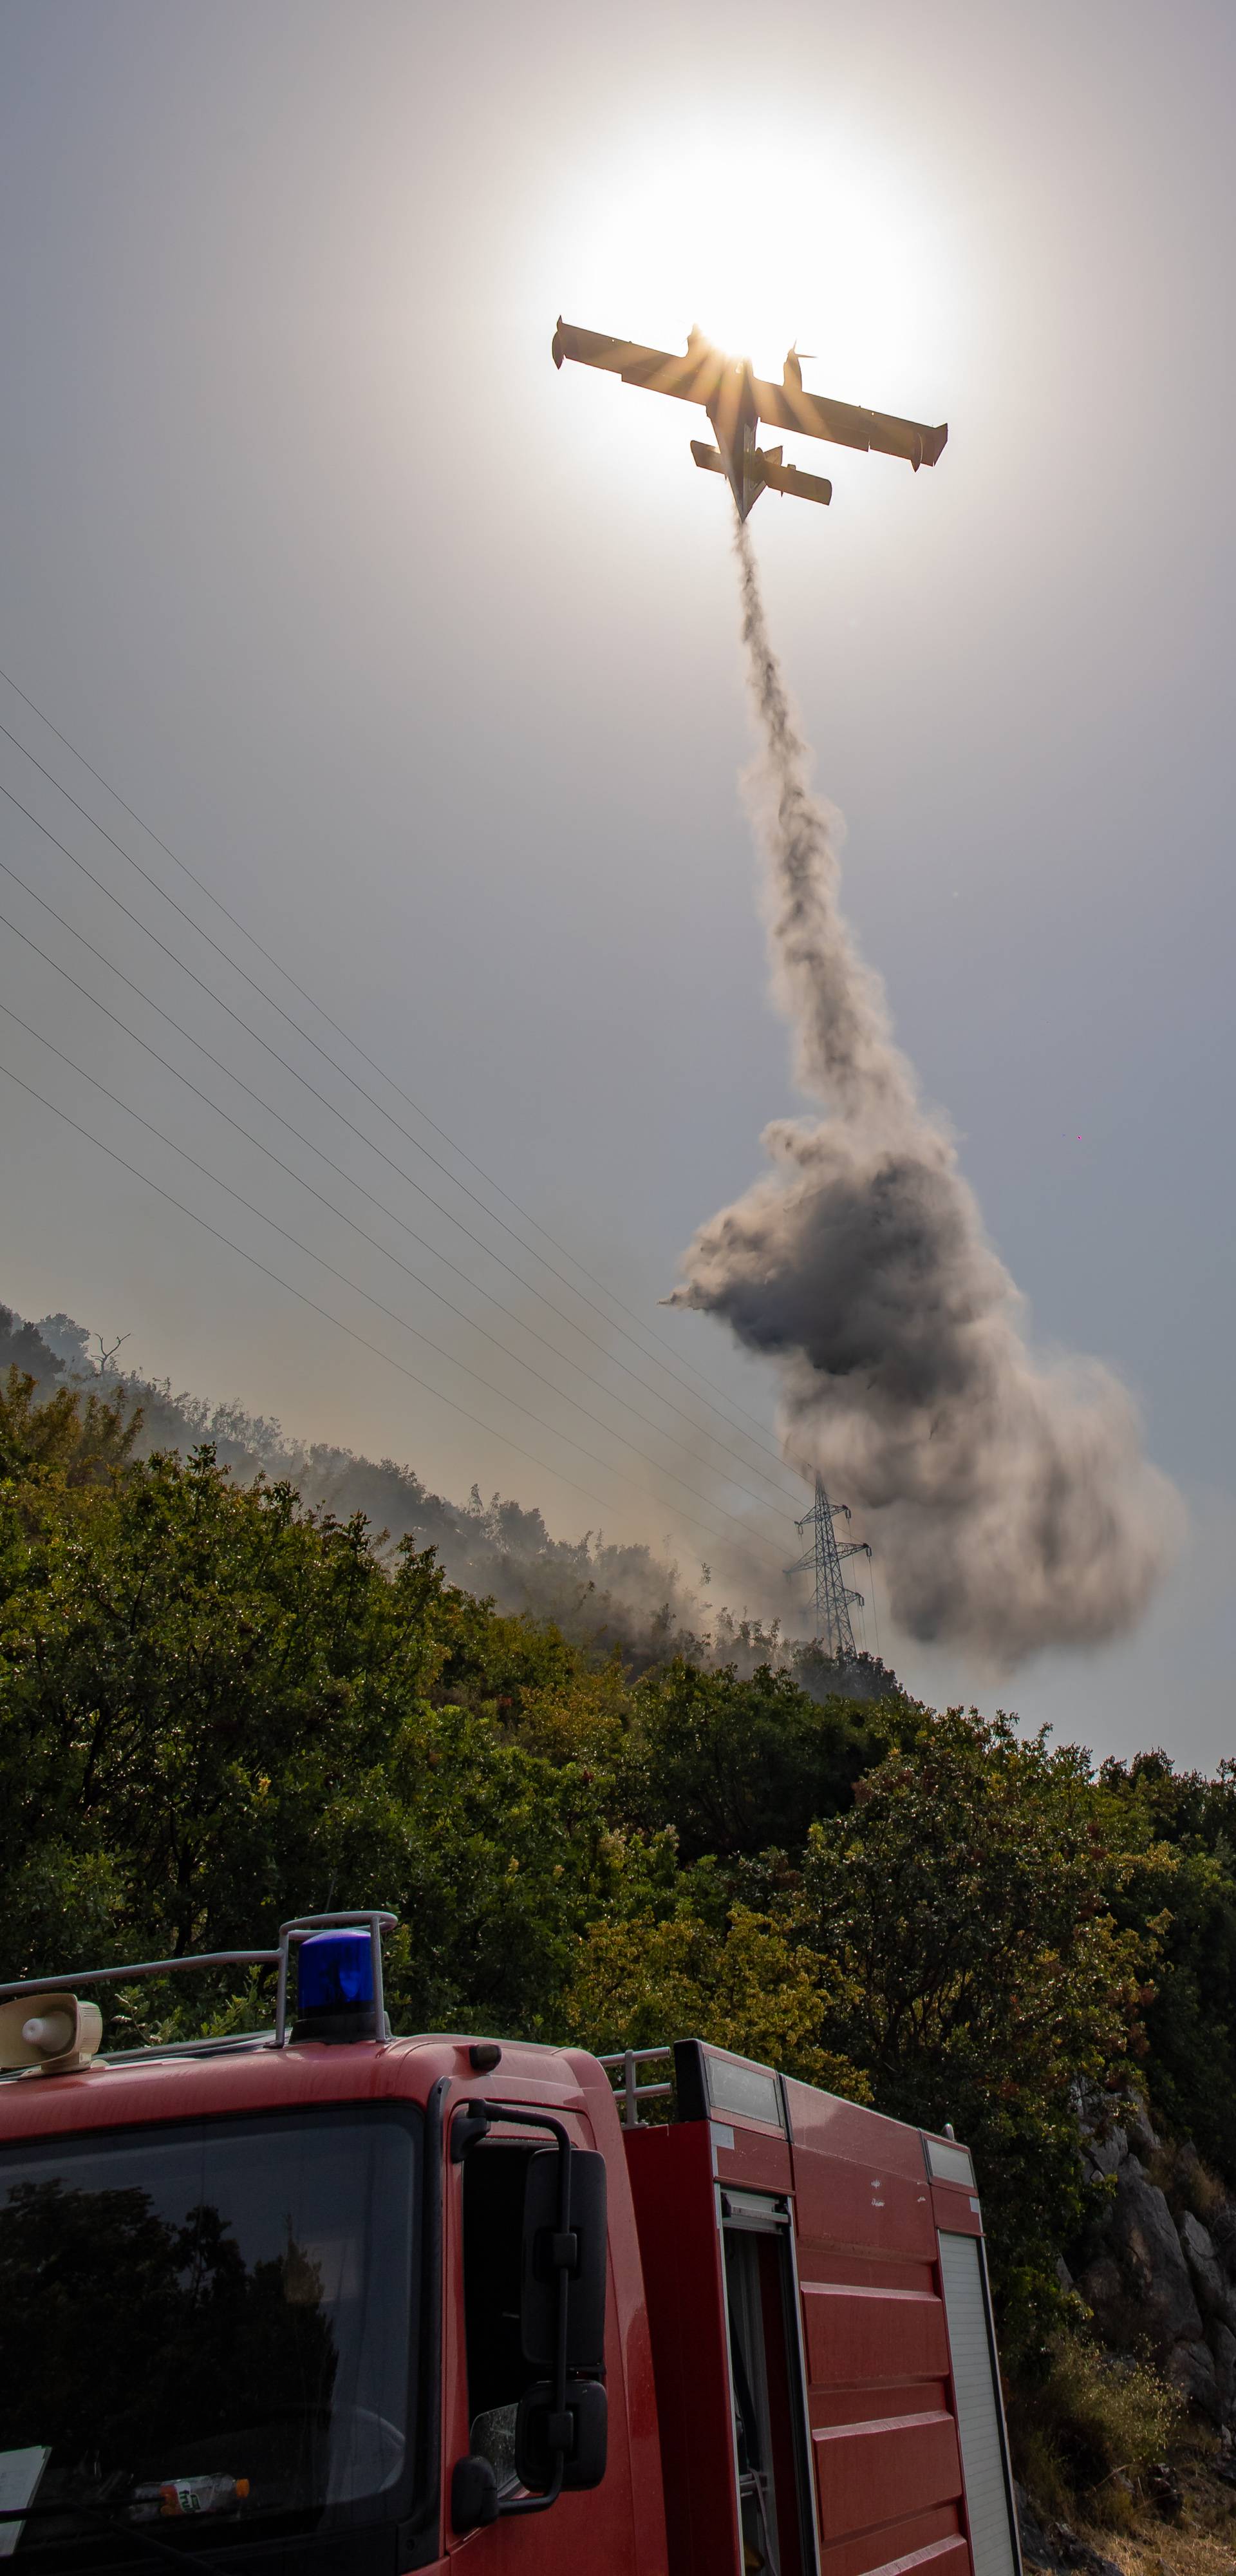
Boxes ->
[1076,2100,1236,2427]
[1212,2322,1236,2416]
[1015,2487,1124,2576]
[1179,2211,1236,2330]
[1109,2162,1201,2342]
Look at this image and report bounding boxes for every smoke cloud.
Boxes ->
[668,521,1181,1664]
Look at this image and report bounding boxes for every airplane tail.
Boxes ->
[690,440,832,511]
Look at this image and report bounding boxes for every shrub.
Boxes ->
[1010,2327,1186,2525]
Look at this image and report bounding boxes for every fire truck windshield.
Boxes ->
[0,2104,420,2558]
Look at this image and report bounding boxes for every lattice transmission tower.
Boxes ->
[785,1475,872,1659]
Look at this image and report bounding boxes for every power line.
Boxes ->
[0,904,794,1519]
[0,764,805,1509]
[0,844,801,1518]
[0,999,789,1564]
[0,664,796,1466]
[0,1052,662,1534]
[0,966,791,1537]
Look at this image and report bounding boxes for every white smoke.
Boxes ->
[668,520,1182,1664]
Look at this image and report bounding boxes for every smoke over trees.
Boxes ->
[668,525,1181,1663]
[0,1302,895,1694]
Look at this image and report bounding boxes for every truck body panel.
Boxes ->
[0,1980,1020,2576]
[783,2076,971,2576]
[620,2051,1019,2576]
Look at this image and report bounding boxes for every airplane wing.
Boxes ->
[552,319,727,408]
[552,318,948,479]
[751,374,948,470]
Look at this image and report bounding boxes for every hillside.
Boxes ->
[3,1319,1236,2563]
[0,1300,898,1693]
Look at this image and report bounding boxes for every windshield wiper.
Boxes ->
[0,2499,263,2571]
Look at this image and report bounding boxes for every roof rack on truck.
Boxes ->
[0,1915,1022,2576]
[0,1909,397,2071]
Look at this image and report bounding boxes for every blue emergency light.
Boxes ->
[297,1929,373,2012]
[293,1928,378,2040]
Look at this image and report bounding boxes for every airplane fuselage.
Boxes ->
[706,357,762,522]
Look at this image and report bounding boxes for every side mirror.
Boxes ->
[451,2454,499,2532]
[516,2379,607,2493]
[520,2148,607,2372]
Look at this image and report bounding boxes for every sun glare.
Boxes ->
[548,111,955,417]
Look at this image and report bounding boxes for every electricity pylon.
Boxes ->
[785,1475,872,1659]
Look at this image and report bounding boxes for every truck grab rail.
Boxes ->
[596,2044,672,2129]
[0,1909,397,2051]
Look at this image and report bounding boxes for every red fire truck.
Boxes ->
[0,1911,1022,2576]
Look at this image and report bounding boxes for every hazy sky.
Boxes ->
[1,0,1232,1763]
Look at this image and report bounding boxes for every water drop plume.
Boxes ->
[668,518,1181,1663]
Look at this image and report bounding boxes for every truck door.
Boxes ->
[445,2098,649,2576]
[719,2188,816,2576]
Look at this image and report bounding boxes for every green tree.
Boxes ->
[622,1656,890,1861]
[0,1442,611,2034]
[1099,1751,1236,2182]
[800,1709,1159,2354]
[0,1365,138,1490]
[566,1900,868,2096]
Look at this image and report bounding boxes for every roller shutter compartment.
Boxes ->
[937,2233,1018,2576]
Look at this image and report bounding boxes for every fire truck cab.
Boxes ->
[0,1913,1022,2576]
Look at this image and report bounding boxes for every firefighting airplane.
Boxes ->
[552,318,948,520]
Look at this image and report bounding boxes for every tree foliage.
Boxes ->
[799,1712,1164,2349]
[1098,1751,1236,2183]
[1,1381,1233,2371]
[619,1657,888,1858]
[0,1364,138,1490]
[568,1902,869,2097]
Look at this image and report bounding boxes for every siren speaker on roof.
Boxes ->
[0,1991,103,2074]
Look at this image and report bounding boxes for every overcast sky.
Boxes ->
[0,0,1232,1763]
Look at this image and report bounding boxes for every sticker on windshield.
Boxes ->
[0,2447,50,2559]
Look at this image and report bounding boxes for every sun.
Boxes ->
[546,109,955,415]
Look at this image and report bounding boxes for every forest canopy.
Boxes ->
[3,1352,1235,2380]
